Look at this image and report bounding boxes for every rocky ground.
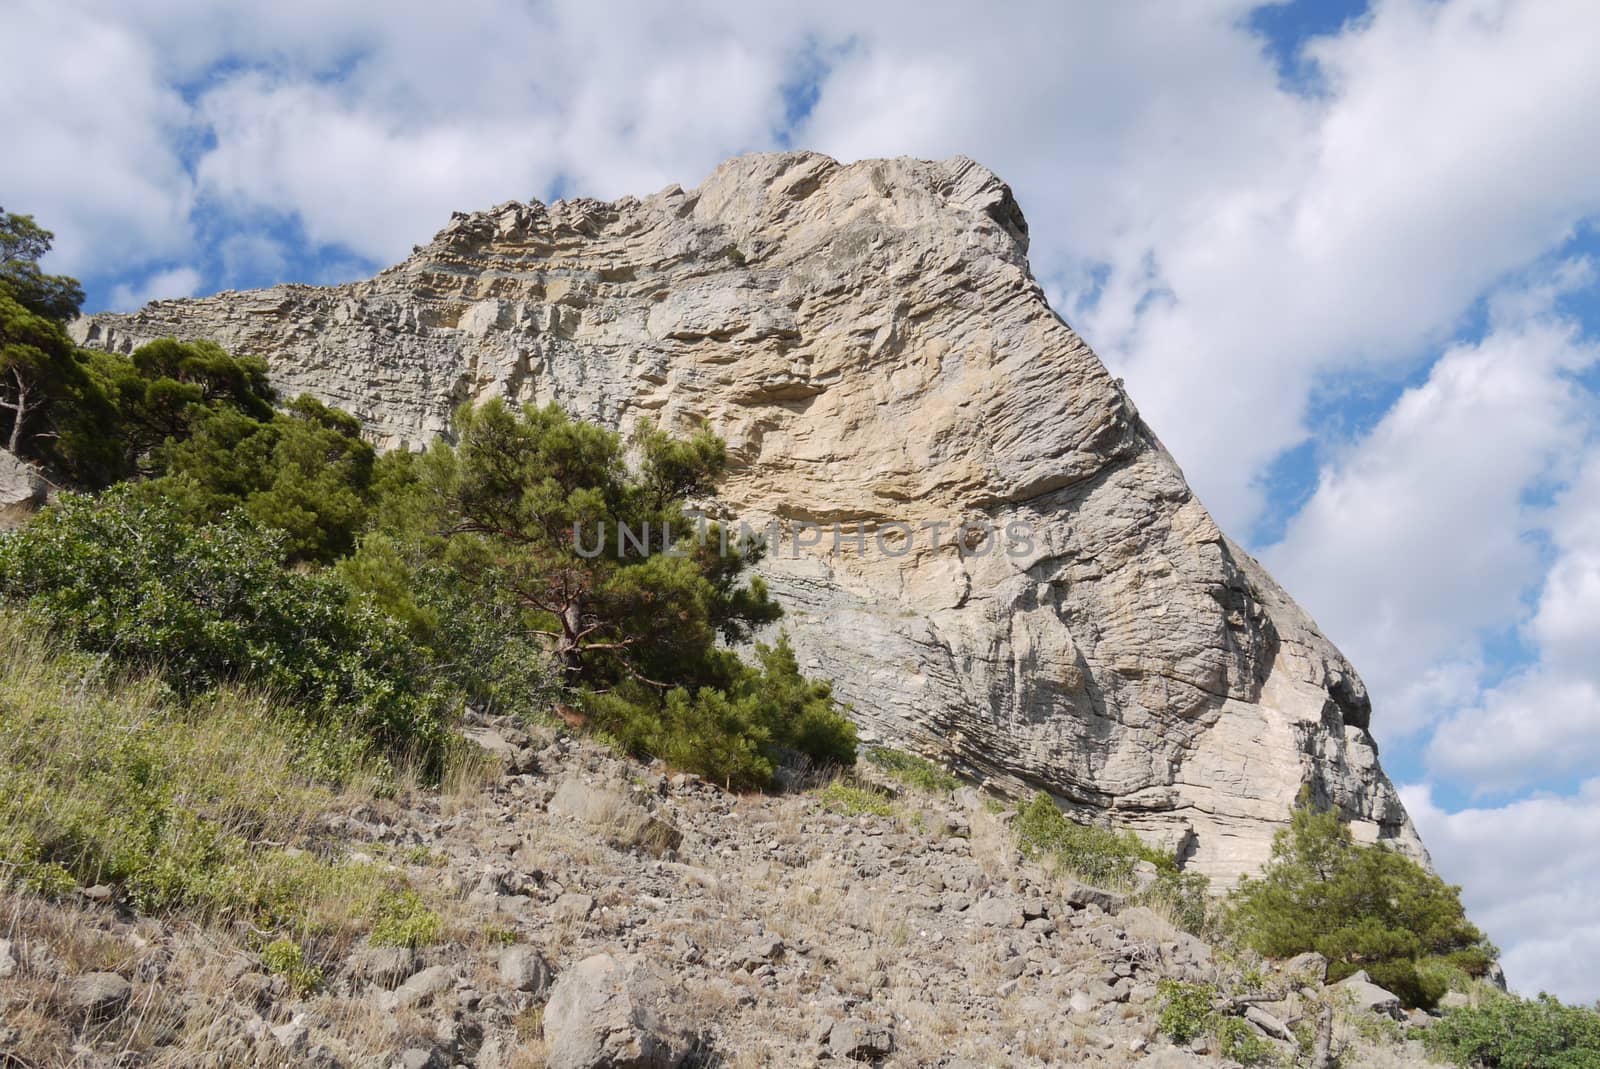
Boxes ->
[0,714,1457,1068]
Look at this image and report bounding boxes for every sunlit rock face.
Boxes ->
[73,151,1424,879]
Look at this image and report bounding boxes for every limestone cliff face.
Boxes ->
[72,151,1423,879]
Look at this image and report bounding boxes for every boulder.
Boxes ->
[1244,1005,1295,1042]
[1337,971,1404,1020]
[347,945,420,988]
[383,964,454,1011]
[69,972,132,1021]
[829,1019,895,1061]
[1282,951,1328,984]
[0,448,46,528]
[542,953,689,1069]
[548,778,682,856]
[498,945,552,995]
[1063,880,1128,916]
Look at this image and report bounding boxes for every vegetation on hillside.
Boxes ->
[341,398,855,788]
[1014,791,1212,933]
[1425,992,1600,1069]
[1,208,855,790]
[0,613,440,961]
[1227,795,1496,1009]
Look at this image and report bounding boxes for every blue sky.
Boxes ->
[5,0,1599,1001]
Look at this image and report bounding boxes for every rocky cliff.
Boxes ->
[71,151,1422,880]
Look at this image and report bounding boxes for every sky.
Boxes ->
[3,0,1597,1002]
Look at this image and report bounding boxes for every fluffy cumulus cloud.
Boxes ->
[5,0,1600,1001]
[1404,781,1600,1003]
[1428,447,1600,789]
[1264,280,1600,743]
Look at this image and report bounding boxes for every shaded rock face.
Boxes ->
[71,150,1423,879]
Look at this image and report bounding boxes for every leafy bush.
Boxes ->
[1015,792,1164,885]
[367,889,444,949]
[1227,799,1495,1010]
[867,747,961,792]
[817,782,895,818]
[261,939,324,996]
[338,528,562,726]
[1157,980,1218,1043]
[1425,993,1600,1069]
[0,488,457,768]
[1014,792,1211,932]
[1217,1015,1283,1067]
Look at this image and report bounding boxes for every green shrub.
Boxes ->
[867,747,960,792]
[1218,1015,1283,1066]
[1014,793,1155,883]
[587,635,857,790]
[817,782,895,818]
[261,938,324,996]
[1157,980,1218,1043]
[1013,792,1212,932]
[1425,993,1600,1069]
[367,889,444,949]
[1227,799,1495,1010]
[0,488,458,770]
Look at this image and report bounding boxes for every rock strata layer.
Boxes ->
[72,151,1423,878]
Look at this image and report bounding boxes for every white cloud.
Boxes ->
[1263,293,1600,743]
[1403,780,1600,1003]
[107,266,203,312]
[0,1,195,276]
[1428,449,1600,788]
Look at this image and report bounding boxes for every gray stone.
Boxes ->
[1282,950,1328,984]
[548,778,682,856]
[0,448,46,529]
[70,972,132,1021]
[829,1018,895,1061]
[0,938,14,979]
[1244,1005,1294,1042]
[347,945,419,989]
[396,1048,444,1069]
[1337,971,1405,1020]
[543,953,688,1069]
[1440,991,1471,1010]
[736,934,784,969]
[386,964,454,1010]
[270,1013,310,1054]
[498,945,553,995]
[1064,881,1128,916]
[555,892,596,922]
[973,896,1025,928]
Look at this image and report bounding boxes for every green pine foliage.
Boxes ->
[148,392,376,562]
[1425,993,1600,1069]
[351,398,856,788]
[1227,798,1496,1009]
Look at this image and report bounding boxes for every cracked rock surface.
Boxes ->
[72,150,1422,878]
